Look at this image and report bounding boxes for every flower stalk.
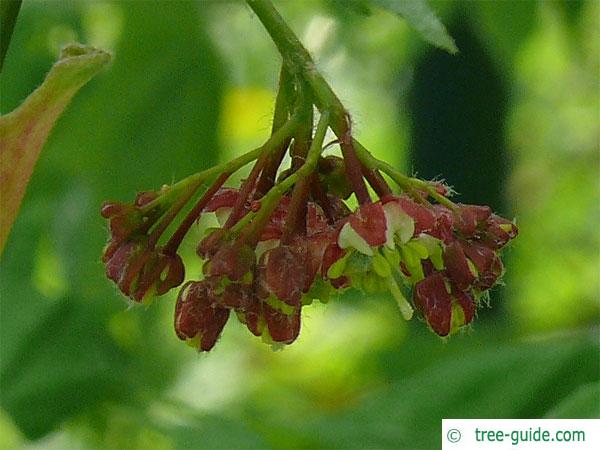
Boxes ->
[100,0,518,352]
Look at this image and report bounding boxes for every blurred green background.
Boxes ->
[1,1,598,449]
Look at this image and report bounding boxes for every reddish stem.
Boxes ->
[224,155,267,228]
[164,172,230,254]
[310,175,336,225]
[361,164,392,197]
[254,67,294,197]
[335,113,370,204]
[281,100,315,243]
[340,139,370,204]
[253,136,292,198]
[281,177,310,244]
[147,180,202,248]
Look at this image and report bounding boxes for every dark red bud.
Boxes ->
[443,240,476,290]
[461,241,503,289]
[174,281,230,352]
[203,188,239,212]
[208,242,256,282]
[134,191,158,207]
[431,205,455,243]
[263,302,301,344]
[133,251,185,301]
[348,202,387,247]
[482,214,518,249]
[101,201,132,219]
[414,272,452,336]
[260,245,305,306]
[454,204,492,237]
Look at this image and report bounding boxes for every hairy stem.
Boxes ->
[226,111,300,226]
[353,140,456,209]
[247,0,455,209]
[254,66,295,197]
[248,0,369,204]
[164,172,230,254]
[242,111,330,245]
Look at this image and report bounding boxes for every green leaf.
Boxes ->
[252,332,598,449]
[0,43,110,253]
[159,416,268,450]
[545,382,600,419]
[0,0,224,440]
[369,0,458,54]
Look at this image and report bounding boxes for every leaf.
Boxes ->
[545,382,600,419]
[0,0,224,439]
[0,43,110,254]
[159,415,268,450]
[249,331,599,449]
[369,0,458,54]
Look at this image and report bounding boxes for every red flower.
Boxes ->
[105,239,184,303]
[413,272,475,336]
[174,281,230,352]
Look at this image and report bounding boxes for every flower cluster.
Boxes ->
[101,190,184,304]
[101,92,517,352]
[174,189,347,349]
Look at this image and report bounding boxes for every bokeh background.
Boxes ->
[1,1,598,449]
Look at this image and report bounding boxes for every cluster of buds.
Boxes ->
[101,75,517,352]
[101,190,185,304]
[321,196,517,336]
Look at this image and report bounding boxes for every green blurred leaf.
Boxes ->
[159,415,268,450]
[253,333,599,449]
[545,382,600,419]
[369,0,458,54]
[0,43,110,253]
[0,1,224,440]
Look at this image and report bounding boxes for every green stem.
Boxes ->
[254,65,295,197]
[147,178,203,248]
[164,172,230,254]
[353,140,456,209]
[141,114,300,215]
[241,110,330,245]
[247,0,456,210]
[247,0,368,204]
[247,0,346,128]
[0,0,22,72]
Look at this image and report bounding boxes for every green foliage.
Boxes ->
[0,1,598,449]
[293,334,598,449]
[0,0,224,440]
[0,43,110,252]
[369,0,458,54]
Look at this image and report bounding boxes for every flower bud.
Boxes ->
[413,272,475,336]
[454,204,492,237]
[482,214,518,249]
[461,241,504,289]
[257,245,305,307]
[443,240,477,290]
[105,239,184,303]
[205,241,256,282]
[174,281,230,352]
[262,302,301,344]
